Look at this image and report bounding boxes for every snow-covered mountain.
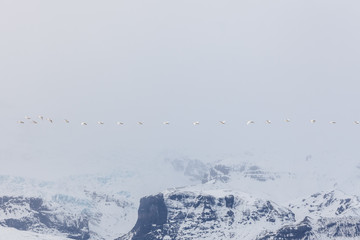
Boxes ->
[259,190,360,239]
[117,189,295,240]
[116,157,360,239]
[0,195,89,239]
[0,156,359,239]
[0,160,195,239]
[0,174,138,239]
[166,156,360,204]
[117,189,360,240]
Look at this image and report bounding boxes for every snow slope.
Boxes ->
[0,226,72,240]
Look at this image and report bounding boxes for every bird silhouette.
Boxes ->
[247,120,255,125]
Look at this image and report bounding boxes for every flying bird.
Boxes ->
[193,121,200,125]
[64,119,69,123]
[247,120,255,125]
[310,119,316,123]
[25,116,31,120]
[47,118,53,123]
[285,118,291,122]
[97,121,104,125]
[329,121,336,124]
[163,121,170,125]
[18,121,24,124]
[138,122,144,125]
[38,115,44,120]
[219,121,226,124]
[32,120,38,124]
[117,122,124,125]
[81,122,87,126]
[266,120,272,124]
[354,121,360,125]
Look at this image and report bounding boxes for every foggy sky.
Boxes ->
[1,0,360,179]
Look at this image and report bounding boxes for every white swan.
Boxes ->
[247,120,255,125]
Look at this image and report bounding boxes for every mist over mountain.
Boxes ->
[1,0,360,239]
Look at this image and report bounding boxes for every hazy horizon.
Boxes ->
[1,0,360,180]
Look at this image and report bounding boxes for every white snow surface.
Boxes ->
[0,226,72,240]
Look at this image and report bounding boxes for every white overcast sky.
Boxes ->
[0,0,360,179]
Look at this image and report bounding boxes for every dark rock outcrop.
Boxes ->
[117,193,167,240]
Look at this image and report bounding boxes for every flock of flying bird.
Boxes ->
[17,116,360,126]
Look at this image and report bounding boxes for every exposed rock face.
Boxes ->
[0,196,90,239]
[117,194,167,240]
[317,217,360,237]
[257,217,314,240]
